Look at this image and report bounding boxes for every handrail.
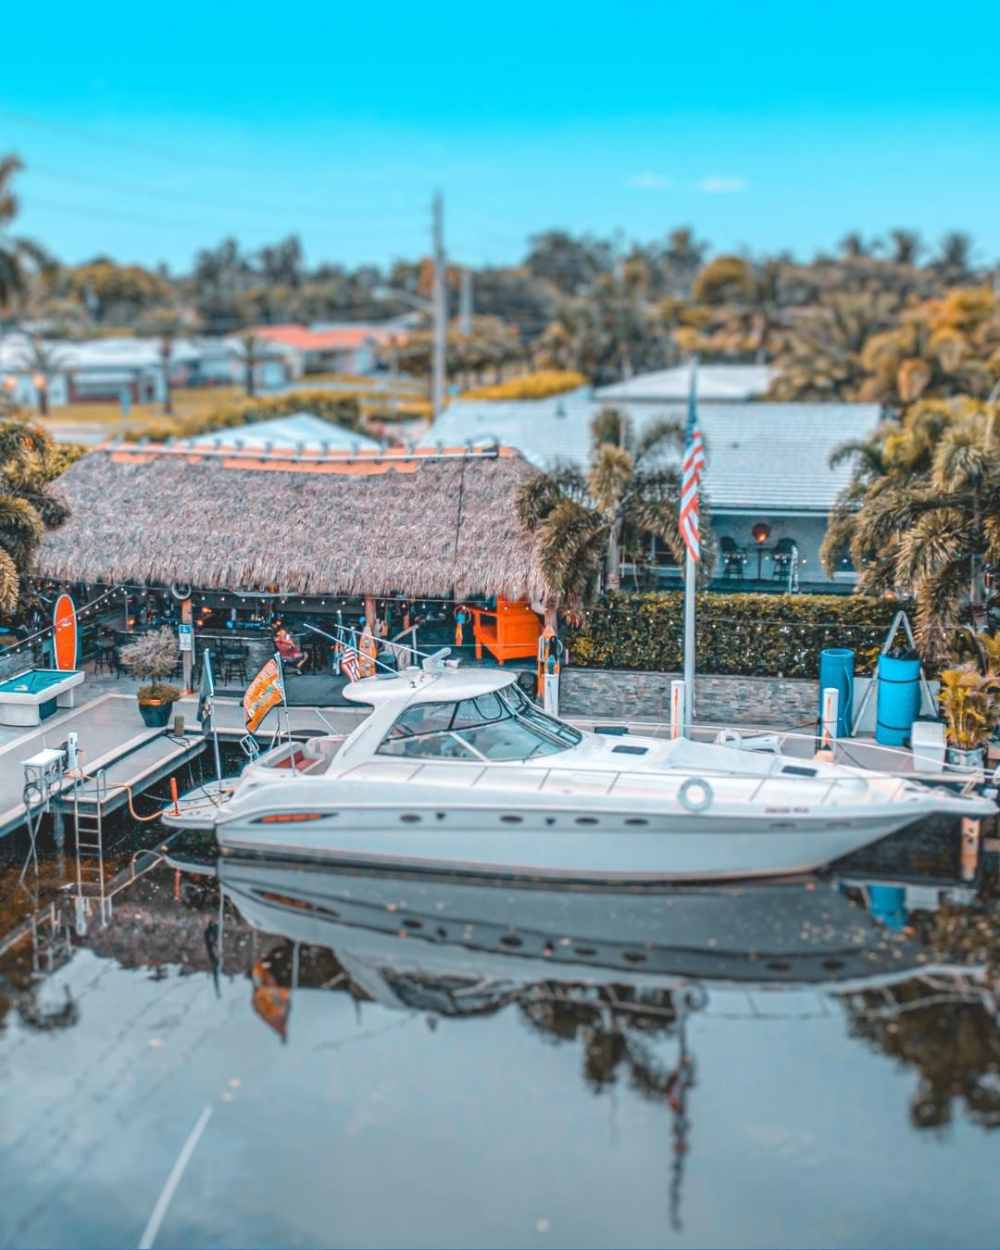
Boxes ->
[350,755,932,809]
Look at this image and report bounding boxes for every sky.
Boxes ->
[4,0,1000,274]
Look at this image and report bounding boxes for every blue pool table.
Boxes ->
[0,668,85,727]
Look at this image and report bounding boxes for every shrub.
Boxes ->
[461,371,586,401]
[125,390,366,443]
[564,592,902,679]
[118,626,180,702]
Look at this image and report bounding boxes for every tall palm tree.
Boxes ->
[240,331,263,396]
[516,411,712,613]
[18,336,66,416]
[0,155,50,310]
[821,402,1000,654]
[0,420,71,617]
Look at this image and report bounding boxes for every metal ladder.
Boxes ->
[29,901,72,975]
[72,769,110,932]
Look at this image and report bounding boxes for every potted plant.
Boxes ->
[937,665,1000,769]
[119,626,181,727]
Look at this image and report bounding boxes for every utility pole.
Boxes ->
[459,267,473,336]
[614,226,632,385]
[432,192,447,422]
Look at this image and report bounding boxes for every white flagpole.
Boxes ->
[683,550,695,731]
[682,355,699,732]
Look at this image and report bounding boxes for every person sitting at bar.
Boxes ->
[273,623,307,675]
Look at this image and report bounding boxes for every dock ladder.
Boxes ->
[72,768,110,932]
[29,901,72,975]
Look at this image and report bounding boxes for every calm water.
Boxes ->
[1,822,999,1250]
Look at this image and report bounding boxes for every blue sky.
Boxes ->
[4,1,1000,272]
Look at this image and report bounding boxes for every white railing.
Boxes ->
[348,755,925,811]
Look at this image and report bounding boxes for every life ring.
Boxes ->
[171,583,192,601]
[678,776,713,813]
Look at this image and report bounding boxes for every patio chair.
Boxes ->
[719,536,747,579]
[771,537,797,581]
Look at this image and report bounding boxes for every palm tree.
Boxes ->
[768,292,900,400]
[821,402,1000,654]
[0,155,50,310]
[0,420,71,616]
[18,336,66,416]
[516,411,712,614]
[139,309,188,415]
[240,331,263,396]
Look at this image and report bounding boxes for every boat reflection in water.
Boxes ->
[206,855,995,1228]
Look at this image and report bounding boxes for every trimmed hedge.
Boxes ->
[125,390,365,443]
[565,592,902,679]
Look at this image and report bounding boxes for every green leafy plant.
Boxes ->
[937,665,1000,749]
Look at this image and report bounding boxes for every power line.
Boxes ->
[27,163,369,229]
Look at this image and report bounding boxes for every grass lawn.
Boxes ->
[38,385,246,438]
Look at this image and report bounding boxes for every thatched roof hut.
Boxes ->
[37,442,549,601]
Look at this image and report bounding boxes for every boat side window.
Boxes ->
[502,684,582,747]
[452,694,505,729]
[378,732,477,760]
[384,701,456,739]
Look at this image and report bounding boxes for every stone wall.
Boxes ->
[560,667,819,728]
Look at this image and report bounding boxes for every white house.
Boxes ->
[431,388,880,592]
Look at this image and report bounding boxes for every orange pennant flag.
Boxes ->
[244,656,284,734]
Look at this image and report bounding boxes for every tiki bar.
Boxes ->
[32,441,552,683]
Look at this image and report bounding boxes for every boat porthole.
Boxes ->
[766,960,791,972]
[574,946,596,957]
[400,813,421,823]
[625,817,648,827]
[622,951,647,964]
[575,816,599,826]
[500,814,523,824]
[403,919,422,930]
[436,926,448,939]
[545,817,556,826]
[500,934,523,948]
[436,812,446,820]
[822,959,845,971]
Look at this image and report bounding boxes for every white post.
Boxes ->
[683,551,696,728]
[431,191,447,422]
[459,267,472,336]
[821,687,839,748]
[670,679,686,739]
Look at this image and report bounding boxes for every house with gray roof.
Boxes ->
[431,391,881,593]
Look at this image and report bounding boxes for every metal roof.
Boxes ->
[432,394,880,513]
[186,411,381,451]
[595,363,775,403]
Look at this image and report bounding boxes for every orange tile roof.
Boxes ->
[253,324,402,351]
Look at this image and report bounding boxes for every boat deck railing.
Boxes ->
[339,752,943,810]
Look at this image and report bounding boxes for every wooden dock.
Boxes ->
[0,692,366,839]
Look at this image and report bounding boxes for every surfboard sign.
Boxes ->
[53,593,78,671]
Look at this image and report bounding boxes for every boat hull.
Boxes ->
[215,803,920,882]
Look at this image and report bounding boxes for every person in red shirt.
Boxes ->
[273,623,307,674]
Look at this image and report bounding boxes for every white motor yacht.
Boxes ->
[164,657,995,882]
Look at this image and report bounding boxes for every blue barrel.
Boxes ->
[875,653,921,746]
[819,648,854,739]
[866,884,908,931]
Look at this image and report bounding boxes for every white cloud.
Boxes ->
[626,171,672,190]
[697,176,749,194]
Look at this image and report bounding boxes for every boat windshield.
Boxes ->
[377,683,582,762]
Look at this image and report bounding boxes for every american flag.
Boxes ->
[340,645,361,683]
[679,360,706,562]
